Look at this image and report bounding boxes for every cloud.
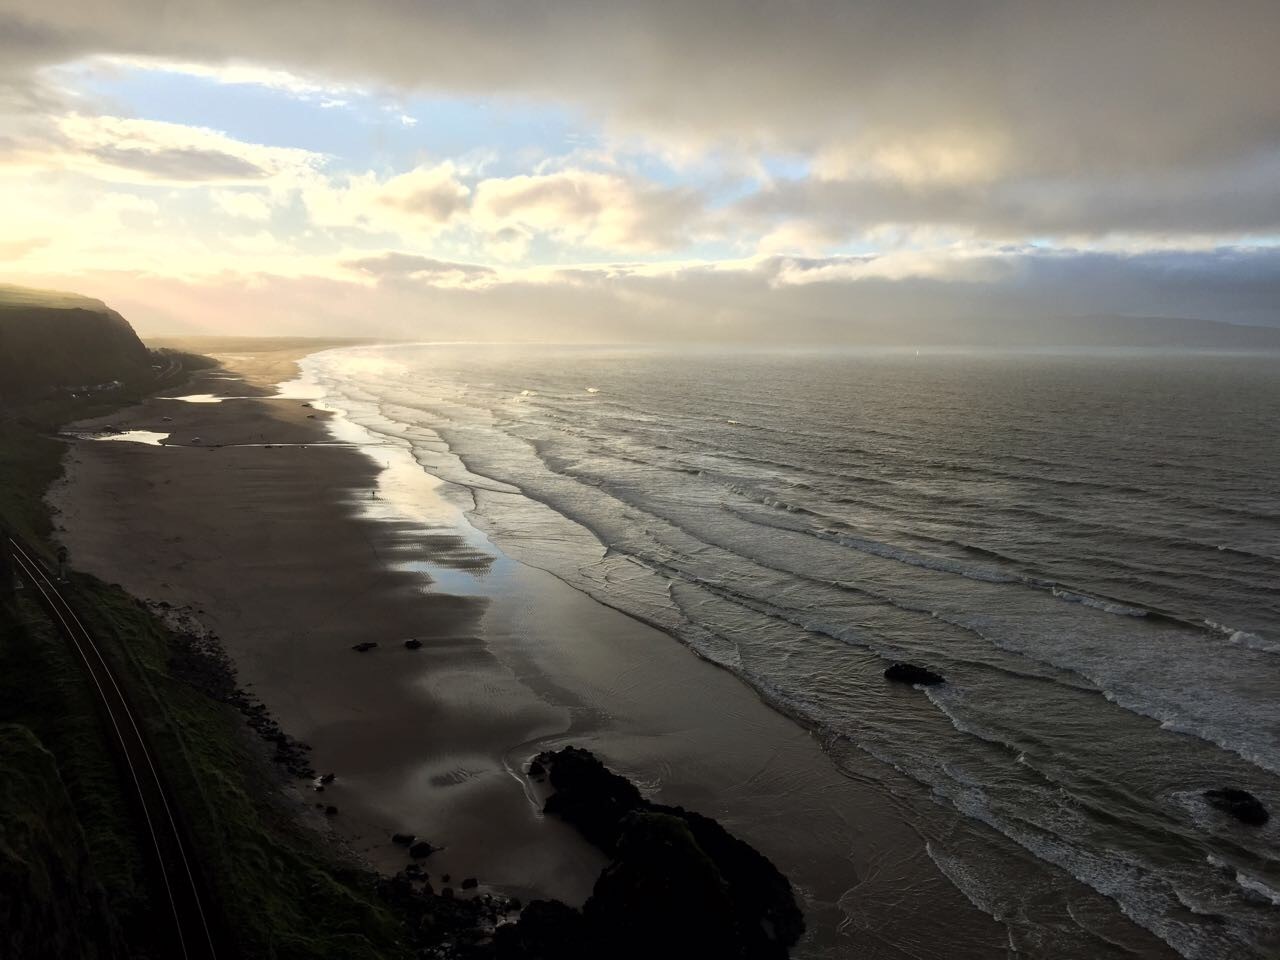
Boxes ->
[3,1,1276,249]
[4,1,1277,174]
[2,0,1279,336]
[734,149,1280,246]
[24,244,1277,345]
[0,111,323,186]
[92,55,356,99]
[344,251,495,287]
[212,189,274,221]
[471,169,703,252]
[87,143,268,181]
[376,164,470,223]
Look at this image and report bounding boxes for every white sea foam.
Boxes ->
[1051,587,1148,617]
[1235,873,1280,907]
[1205,619,1280,654]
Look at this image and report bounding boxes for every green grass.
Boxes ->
[70,581,409,959]
[0,596,155,956]
[0,422,65,544]
[1,394,417,959]
[0,722,119,960]
[0,284,109,311]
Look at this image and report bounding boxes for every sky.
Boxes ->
[1,1,1279,342]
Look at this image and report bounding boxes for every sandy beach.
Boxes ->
[49,341,1022,959]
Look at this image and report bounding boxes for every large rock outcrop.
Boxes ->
[511,746,804,960]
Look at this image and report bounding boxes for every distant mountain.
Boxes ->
[0,285,153,402]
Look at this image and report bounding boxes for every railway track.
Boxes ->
[6,534,220,960]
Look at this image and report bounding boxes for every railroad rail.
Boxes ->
[5,534,219,960]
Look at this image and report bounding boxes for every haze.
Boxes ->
[2,1,1279,344]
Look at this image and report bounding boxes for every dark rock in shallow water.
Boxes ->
[403,638,423,650]
[461,877,478,890]
[391,832,415,846]
[409,840,437,859]
[535,746,803,959]
[318,772,335,785]
[351,641,377,652]
[323,805,338,817]
[1205,788,1269,825]
[535,745,644,852]
[884,662,946,686]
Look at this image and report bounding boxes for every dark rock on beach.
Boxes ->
[165,612,316,779]
[884,662,946,686]
[537,746,643,852]
[494,899,591,960]
[530,745,803,959]
[409,840,437,859]
[351,641,377,652]
[1205,788,1269,825]
[585,811,742,960]
[375,867,520,957]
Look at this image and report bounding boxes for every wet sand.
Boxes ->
[51,342,1014,959]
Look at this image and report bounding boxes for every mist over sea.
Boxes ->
[305,344,1280,958]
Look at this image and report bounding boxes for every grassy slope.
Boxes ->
[0,600,146,958]
[0,723,119,960]
[1,391,412,959]
[0,285,111,311]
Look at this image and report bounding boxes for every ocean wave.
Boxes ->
[1051,587,1149,617]
[1204,620,1280,654]
[726,502,1274,656]
[1207,856,1280,908]
[941,615,1280,780]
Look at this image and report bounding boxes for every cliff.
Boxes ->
[0,286,152,403]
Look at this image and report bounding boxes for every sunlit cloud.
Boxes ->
[0,0,1276,338]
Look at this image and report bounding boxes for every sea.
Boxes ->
[300,343,1280,959]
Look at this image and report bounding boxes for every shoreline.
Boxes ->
[51,341,1026,958]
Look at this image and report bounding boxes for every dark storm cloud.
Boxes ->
[3,1,1277,173]
[3,0,1279,243]
[735,153,1280,241]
